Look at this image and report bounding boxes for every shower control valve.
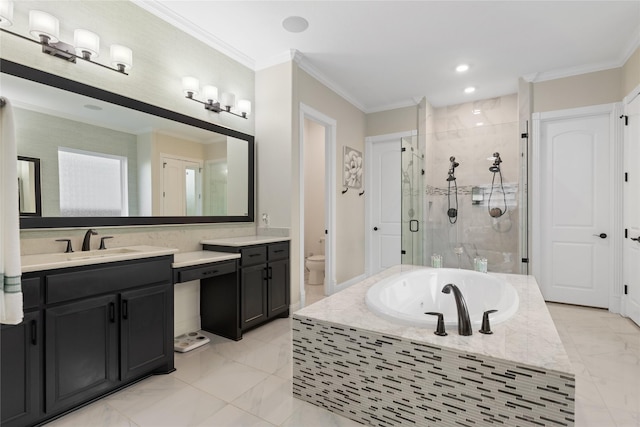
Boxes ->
[631,236,640,243]
[593,233,607,239]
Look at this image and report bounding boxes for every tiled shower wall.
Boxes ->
[424,94,523,273]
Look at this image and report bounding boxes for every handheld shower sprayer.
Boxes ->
[446,156,459,223]
[487,152,507,218]
[489,152,502,173]
[446,156,459,181]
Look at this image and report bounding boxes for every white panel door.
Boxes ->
[540,113,612,307]
[370,140,401,274]
[624,92,640,326]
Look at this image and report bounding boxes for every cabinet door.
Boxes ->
[1,311,41,427]
[45,294,119,414]
[268,259,290,317]
[241,264,268,329]
[120,284,172,380]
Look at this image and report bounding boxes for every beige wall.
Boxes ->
[294,67,367,287]
[622,46,640,97]
[532,68,622,113]
[366,106,418,137]
[532,46,639,112]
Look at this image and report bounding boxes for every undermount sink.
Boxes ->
[66,247,140,260]
[21,245,178,273]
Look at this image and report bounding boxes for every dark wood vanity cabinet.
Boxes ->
[202,241,290,338]
[1,305,41,427]
[0,256,174,427]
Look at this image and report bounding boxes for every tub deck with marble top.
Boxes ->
[293,265,575,427]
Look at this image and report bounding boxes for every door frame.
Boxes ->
[532,103,623,311]
[298,103,337,306]
[365,130,417,276]
[621,84,640,323]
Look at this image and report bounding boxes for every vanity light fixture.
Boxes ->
[182,76,251,119]
[0,3,132,75]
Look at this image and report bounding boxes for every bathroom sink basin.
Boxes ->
[66,248,140,260]
[21,245,178,273]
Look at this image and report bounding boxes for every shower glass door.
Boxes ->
[401,135,424,265]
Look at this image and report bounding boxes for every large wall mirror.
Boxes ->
[1,60,254,229]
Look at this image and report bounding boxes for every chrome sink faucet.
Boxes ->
[442,283,472,336]
[82,229,98,251]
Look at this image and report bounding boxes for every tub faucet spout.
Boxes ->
[442,283,472,336]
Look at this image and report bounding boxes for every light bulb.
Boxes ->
[110,44,132,73]
[237,99,251,116]
[203,85,218,103]
[74,29,100,59]
[182,77,199,97]
[29,10,59,43]
[0,0,14,27]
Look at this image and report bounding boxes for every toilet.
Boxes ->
[306,255,325,285]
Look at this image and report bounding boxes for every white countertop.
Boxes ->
[295,265,573,374]
[21,245,178,273]
[172,251,240,269]
[201,235,290,247]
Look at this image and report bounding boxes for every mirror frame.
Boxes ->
[1,60,255,229]
[17,155,42,217]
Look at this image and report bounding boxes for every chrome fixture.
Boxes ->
[0,4,132,74]
[441,284,472,336]
[487,152,507,218]
[182,76,251,119]
[82,229,97,251]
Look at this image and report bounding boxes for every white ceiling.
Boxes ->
[137,0,640,112]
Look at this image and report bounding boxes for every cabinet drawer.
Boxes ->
[22,277,41,310]
[268,243,289,261]
[240,246,267,267]
[46,258,171,304]
[176,261,236,283]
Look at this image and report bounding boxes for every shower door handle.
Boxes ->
[410,220,419,232]
[593,233,607,239]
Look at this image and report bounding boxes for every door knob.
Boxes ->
[373,227,378,231]
[593,233,607,239]
[631,236,640,242]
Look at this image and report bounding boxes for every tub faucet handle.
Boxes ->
[479,309,498,334]
[425,312,447,336]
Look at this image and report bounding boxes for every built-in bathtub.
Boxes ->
[293,265,575,427]
[365,268,519,328]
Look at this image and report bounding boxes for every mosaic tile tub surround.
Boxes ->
[292,266,575,426]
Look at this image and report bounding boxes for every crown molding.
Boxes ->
[132,0,255,70]
[255,49,298,71]
[291,50,368,113]
[366,99,420,114]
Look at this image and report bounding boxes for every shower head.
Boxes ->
[447,155,460,181]
[489,152,502,173]
[449,156,459,169]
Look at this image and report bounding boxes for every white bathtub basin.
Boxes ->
[365,268,519,328]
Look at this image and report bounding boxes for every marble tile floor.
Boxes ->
[45,303,639,426]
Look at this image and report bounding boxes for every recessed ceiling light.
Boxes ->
[476,122,484,127]
[464,87,476,94]
[84,104,102,110]
[472,109,481,115]
[456,64,469,73]
[282,16,309,33]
